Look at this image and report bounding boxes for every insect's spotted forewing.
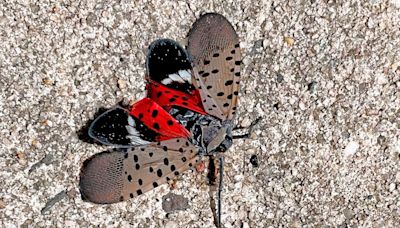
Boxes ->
[187,13,241,227]
[188,13,241,120]
[80,138,199,204]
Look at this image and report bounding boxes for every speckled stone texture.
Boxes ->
[1,1,399,227]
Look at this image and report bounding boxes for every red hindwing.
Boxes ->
[129,98,190,140]
[146,81,207,115]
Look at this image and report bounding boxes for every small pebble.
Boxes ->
[42,77,54,85]
[234,175,244,183]
[16,152,27,165]
[241,117,251,128]
[242,222,250,228]
[299,101,306,110]
[391,0,400,8]
[165,221,177,228]
[389,183,396,192]
[118,79,127,90]
[284,37,294,46]
[162,193,189,213]
[343,141,359,157]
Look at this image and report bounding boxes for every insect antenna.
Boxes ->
[208,156,225,228]
[217,156,224,228]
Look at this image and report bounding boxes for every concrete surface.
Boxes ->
[1,0,399,227]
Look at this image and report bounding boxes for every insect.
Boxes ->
[80,13,241,227]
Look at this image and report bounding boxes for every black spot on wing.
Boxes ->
[225,80,233,86]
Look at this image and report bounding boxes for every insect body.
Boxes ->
[80,13,240,226]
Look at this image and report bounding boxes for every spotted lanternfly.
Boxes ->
[80,13,241,226]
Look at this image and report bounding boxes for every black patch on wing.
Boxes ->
[146,39,195,94]
[88,107,158,146]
